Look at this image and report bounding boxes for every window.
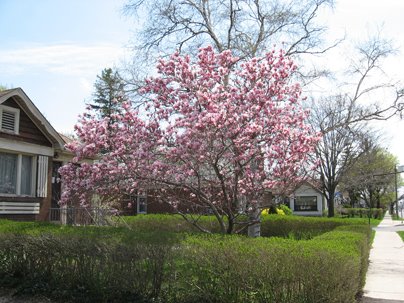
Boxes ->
[0,105,20,134]
[21,155,33,195]
[0,152,35,196]
[0,153,17,194]
[294,196,318,211]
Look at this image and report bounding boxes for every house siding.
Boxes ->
[290,184,324,216]
[1,97,52,147]
[0,89,66,222]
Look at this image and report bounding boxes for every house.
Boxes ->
[0,88,72,221]
[289,181,326,216]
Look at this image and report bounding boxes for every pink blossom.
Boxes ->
[60,46,320,229]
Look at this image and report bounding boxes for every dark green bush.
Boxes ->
[0,231,179,302]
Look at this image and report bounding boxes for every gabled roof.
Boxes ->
[272,179,323,196]
[59,133,75,145]
[298,179,323,193]
[0,88,66,150]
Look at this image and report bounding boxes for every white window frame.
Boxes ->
[0,151,36,197]
[0,105,20,135]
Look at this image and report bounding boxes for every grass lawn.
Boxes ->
[398,231,404,242]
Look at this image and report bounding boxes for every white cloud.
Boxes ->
[0,43,126,77]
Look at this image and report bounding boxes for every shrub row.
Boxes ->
[260,214,376,239]
[0,230,181,303]
[178,226,371,303]
[0,220,372,303]
[339,208,384,219]
[121,213,222,233]
[120,213,380,238]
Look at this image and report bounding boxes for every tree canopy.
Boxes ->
[340,145,400,209]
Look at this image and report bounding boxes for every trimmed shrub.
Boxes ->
[121,214,222,233]
[340,208,384,219]
[0,231,180,302]
[173,229,370,303]
[0,218,372,303]
[260,215,362,239]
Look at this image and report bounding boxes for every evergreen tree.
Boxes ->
[90,68,126,120]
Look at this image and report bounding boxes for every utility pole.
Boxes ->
[395,166,398,218]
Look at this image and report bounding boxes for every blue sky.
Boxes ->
[1,0,404,164]
[0,0,133,135]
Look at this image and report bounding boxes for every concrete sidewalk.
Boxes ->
[362,213,404,302]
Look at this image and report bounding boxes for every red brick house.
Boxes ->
[0,88,72,221]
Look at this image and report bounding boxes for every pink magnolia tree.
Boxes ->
[60,46,320,234]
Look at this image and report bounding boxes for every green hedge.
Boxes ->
[121,213,380,238]
[339,208,384,219]
[121,214,223,233]
[0,219,372,303]
[260,214,377,239]
[0,230,181,302]
[177,227,370,303]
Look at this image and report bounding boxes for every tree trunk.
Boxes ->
[375,190,381,209]
[348,190,357,207]
[227,215,234,234]
[327,191,335,217]
[247,209,261,237]
[369,190,374,208]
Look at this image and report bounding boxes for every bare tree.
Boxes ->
[308,33,404,217]
[121,0,342,93]
[339,34,404,124]
[309,95,370,217]
[124,0,338,59]
[123,1,403,116]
